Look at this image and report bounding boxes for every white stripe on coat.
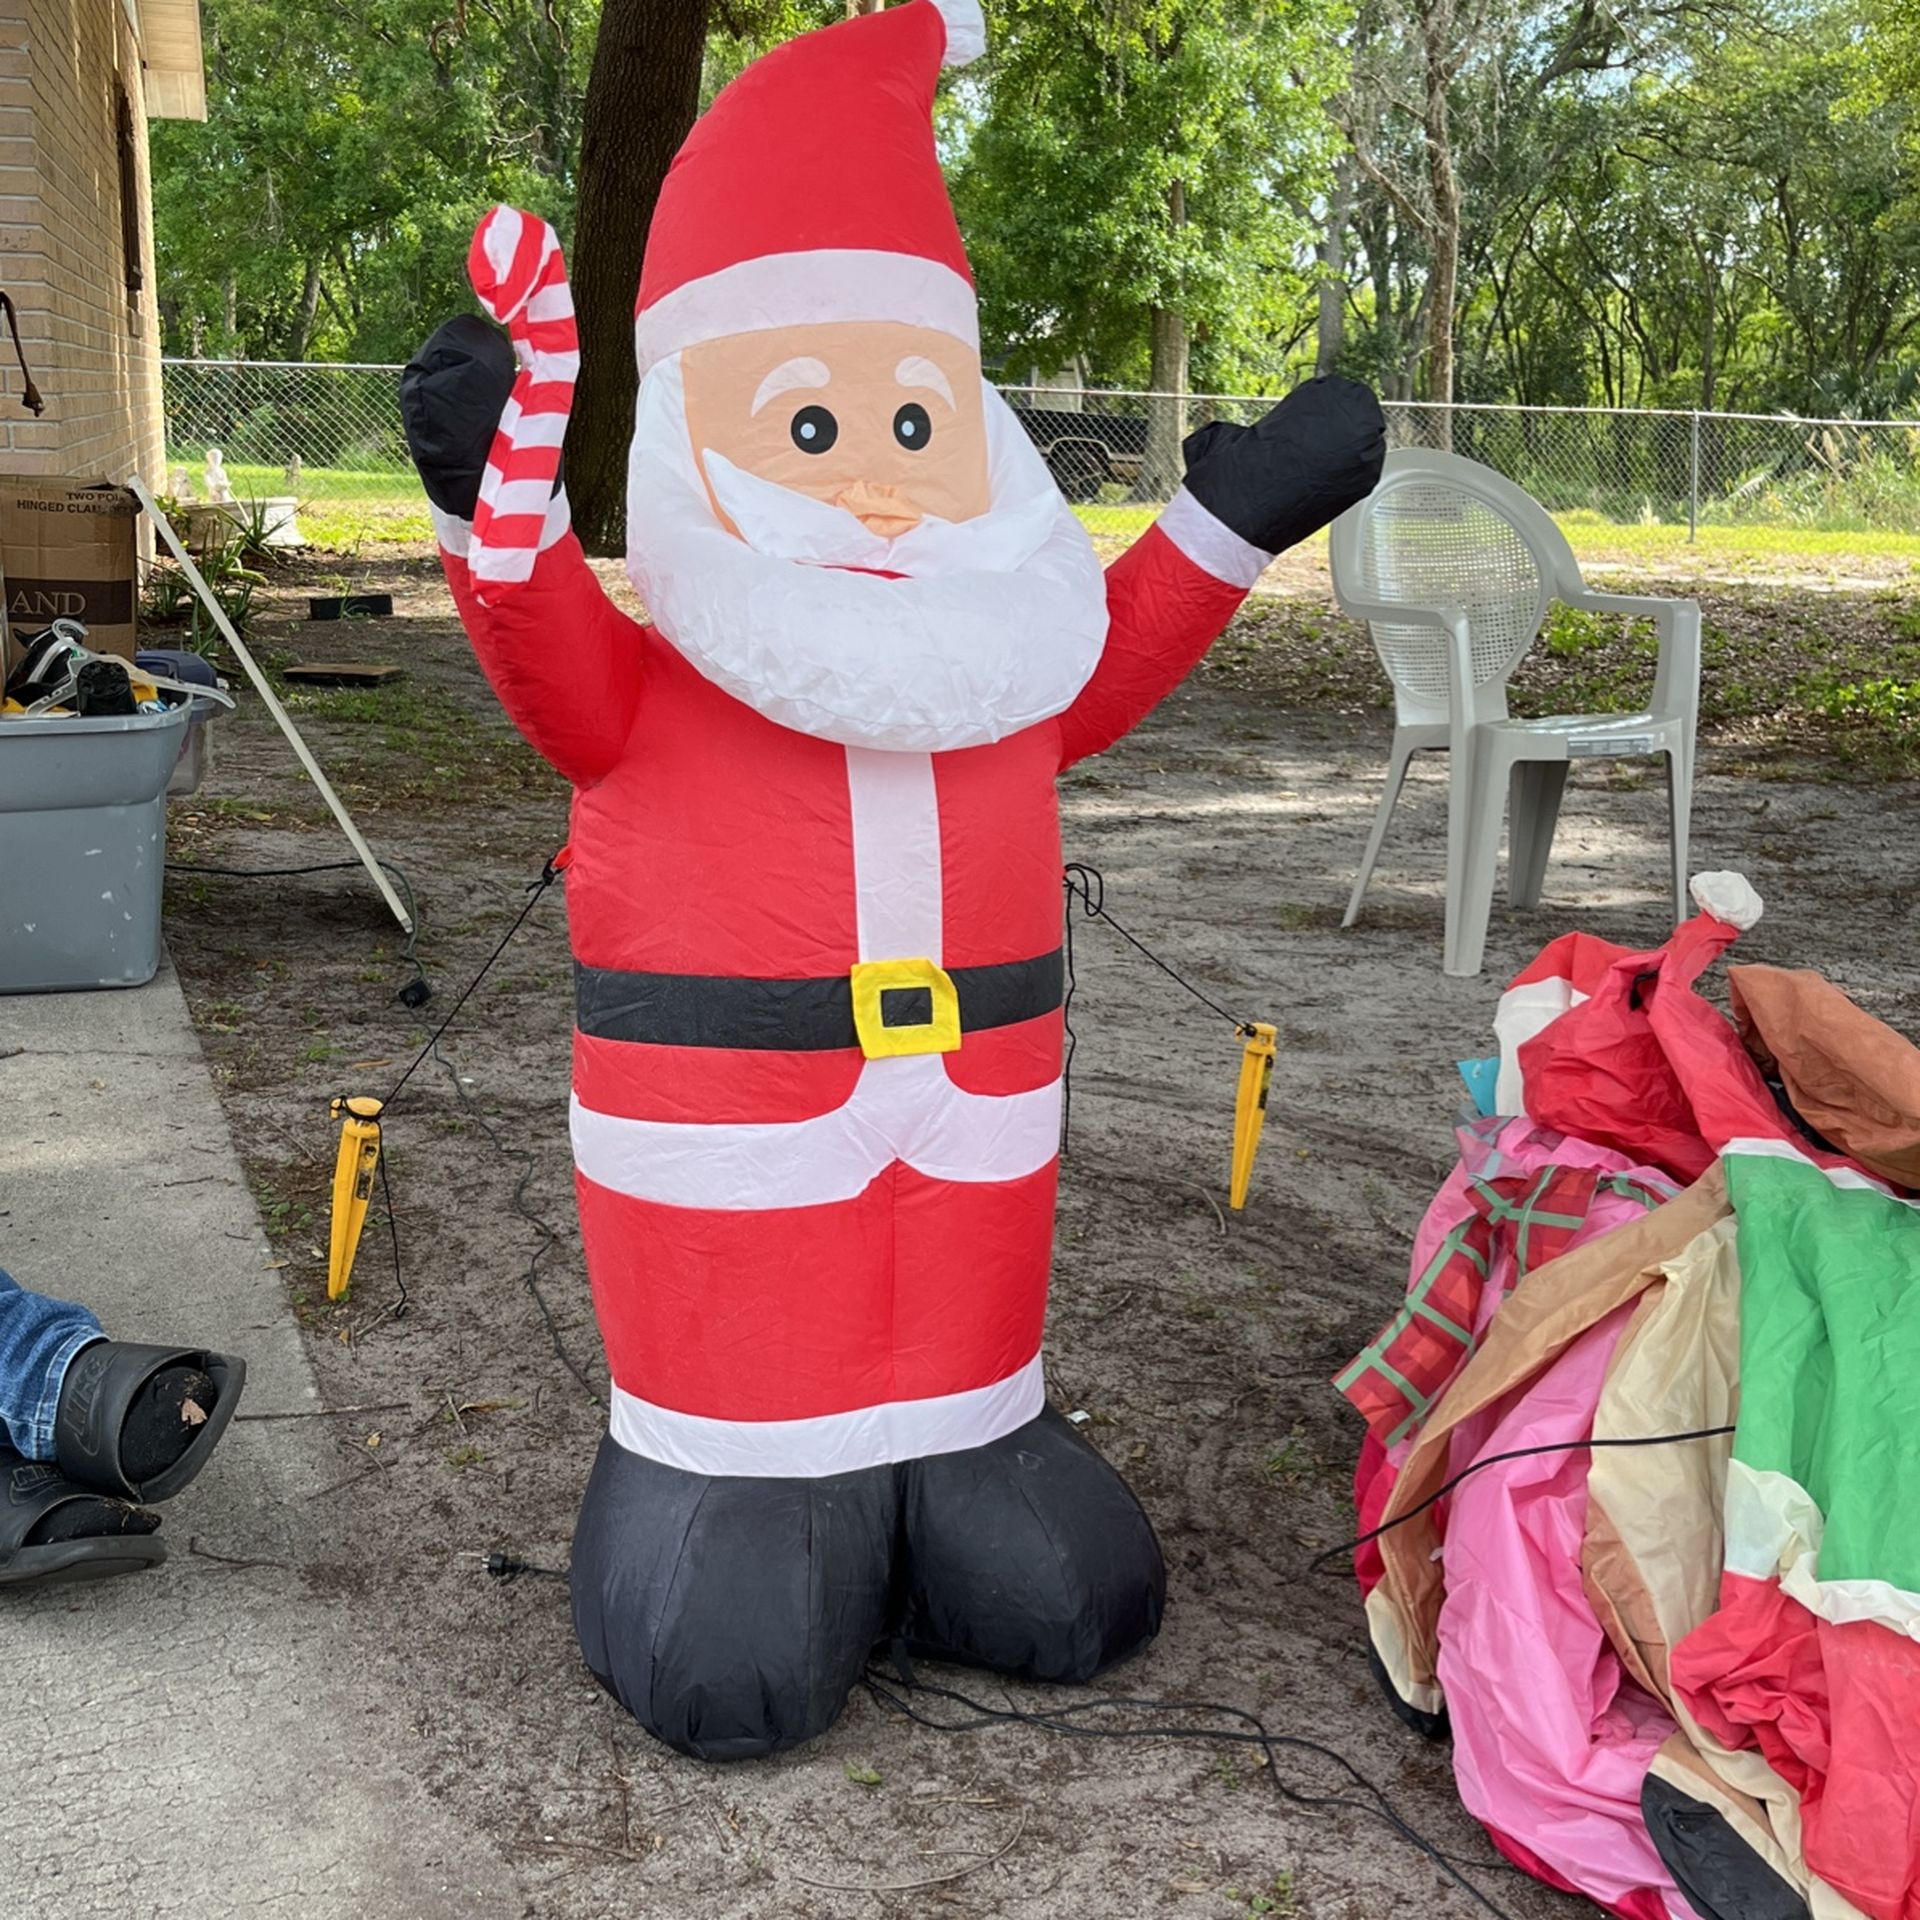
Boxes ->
[844,747,942,961]
[608,1353,1045,1477]
[571,1053,1062,1211]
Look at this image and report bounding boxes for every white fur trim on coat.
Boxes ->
[931,0,986,66]
[635,249,979,376]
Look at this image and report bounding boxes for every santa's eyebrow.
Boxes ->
[750,356,831,416]
[895,355,955,407]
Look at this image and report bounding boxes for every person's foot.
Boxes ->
[25,1493,159,1547]
[51,1343,243,1504]
[1,1446,167,1588]
[34,1351,193,1540]
[116,1363,215,1486]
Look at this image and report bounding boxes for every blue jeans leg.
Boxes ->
[0,1268,105,1462]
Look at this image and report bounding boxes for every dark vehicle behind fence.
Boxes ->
[1009,401,1148,501]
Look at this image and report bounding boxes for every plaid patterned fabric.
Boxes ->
[1336,1167,1668,1447]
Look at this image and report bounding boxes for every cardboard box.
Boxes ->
[0,479,139,679]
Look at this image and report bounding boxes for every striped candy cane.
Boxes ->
[466,206,579,598]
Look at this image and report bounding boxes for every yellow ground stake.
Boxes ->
[1229,1022,1277,1211]
[327,1096,386,1300]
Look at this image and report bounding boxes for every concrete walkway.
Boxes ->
[0,962,519,1919]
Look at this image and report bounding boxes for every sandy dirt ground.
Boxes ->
[151,548,1920,1920]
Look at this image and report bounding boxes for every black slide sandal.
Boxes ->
[53,1343,247,1504]
[0,1448,166,1590]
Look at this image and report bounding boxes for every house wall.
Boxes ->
[0,0,164,486]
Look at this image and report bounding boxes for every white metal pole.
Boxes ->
[125,474,415,937]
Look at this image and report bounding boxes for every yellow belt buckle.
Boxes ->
[850,957,962,1059]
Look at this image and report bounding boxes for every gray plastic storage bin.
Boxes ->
[1,703,188,993]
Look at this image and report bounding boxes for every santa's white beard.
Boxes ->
[624,354,1109,752]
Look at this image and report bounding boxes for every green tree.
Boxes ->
[152,0,591,364]
[954,0,1349,491]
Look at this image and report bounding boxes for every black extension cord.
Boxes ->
[1308,1423,1737,1577]
[165,856,431,1004]
[861,1660,1522,1918]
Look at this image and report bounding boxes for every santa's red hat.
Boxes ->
[634,0,985,376]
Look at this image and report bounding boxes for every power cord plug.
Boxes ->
[482,1551,568,1583]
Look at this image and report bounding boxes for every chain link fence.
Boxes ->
[161,359,425,547]
[163,358,1920,552]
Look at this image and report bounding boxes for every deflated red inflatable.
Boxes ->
[402,0,1386,1759]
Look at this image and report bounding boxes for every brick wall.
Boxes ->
[0,0,165,488]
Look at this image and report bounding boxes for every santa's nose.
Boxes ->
[835,479,923,538]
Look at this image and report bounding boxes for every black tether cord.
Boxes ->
[863,1665,1521,1918]
[1061,861,1254,1153]
[425,1022,598,1401]
[363,861,580,1367]
[182,851,589,1379]
[382,861,557,1110]
[1063,862,1250,1031]
[374,1137,408,1318]
[1306,1424,1738,1577]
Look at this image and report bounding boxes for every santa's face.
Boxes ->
[680,321,990,539]
[625,324,1108,753]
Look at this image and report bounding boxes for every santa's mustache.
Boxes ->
[701,449,1060,579]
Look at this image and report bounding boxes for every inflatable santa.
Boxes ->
[403,0,1384,1760]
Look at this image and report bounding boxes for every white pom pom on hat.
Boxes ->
[930,0,987,66]
[1689,871,1764,930]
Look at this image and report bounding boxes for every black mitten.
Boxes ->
[1181,374,1386,557]
[399,314,519,519]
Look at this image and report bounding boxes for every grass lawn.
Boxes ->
[1554,512,1920,575]
[167,459,434,550]
[1079,501,1920,575]
[180,457,1920,585]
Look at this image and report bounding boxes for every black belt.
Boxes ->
[574,949,1065,1052]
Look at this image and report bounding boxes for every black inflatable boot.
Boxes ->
[571,1409,1164,1760]
[570,1434,899,1762]
[897,1405,1166,1682]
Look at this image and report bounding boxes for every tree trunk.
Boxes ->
[289,257,324,360]
[1316,156,1352,378]
[1695,238,1719,511]
[568,0,713,556]
[1419,0,1458,450]
[1698,247,1717,413]
[1144,306,1189,499]
[1142,180,1189,499]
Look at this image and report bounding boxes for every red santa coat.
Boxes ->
[438,498,1258,1476]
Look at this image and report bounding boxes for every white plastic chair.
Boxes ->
[1328,448,1701,976]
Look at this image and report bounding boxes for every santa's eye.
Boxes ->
[790,405,838,453]
[893,403,932,450]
